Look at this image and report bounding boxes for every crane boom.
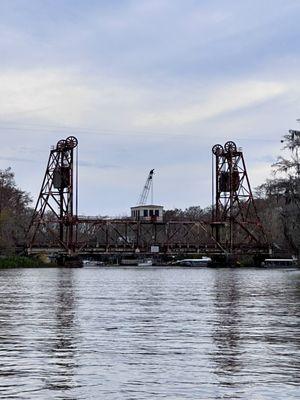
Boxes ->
[138,169,154,205]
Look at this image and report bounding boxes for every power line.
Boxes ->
[0,121,283,142]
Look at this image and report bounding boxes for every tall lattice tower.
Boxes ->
[211,141,267,253]
[27,136,78,254]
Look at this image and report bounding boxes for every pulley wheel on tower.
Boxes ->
[65,136,78,149]
[56,139,66,150]
[224,141,237,153]
[212,144,224,156]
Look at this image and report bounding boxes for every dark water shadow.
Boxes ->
[210,269,243,392]
[42,268,79,397]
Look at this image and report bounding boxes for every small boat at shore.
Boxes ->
[82,260,104,266]
[261,258,298,268]
[120,259,153,266]
[172,257,212,267]
[137,259,153,267]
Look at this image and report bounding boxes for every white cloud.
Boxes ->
[0,69,146,129]
[248,162,273,190]
[0,69,92,124]
[134,81,287,128]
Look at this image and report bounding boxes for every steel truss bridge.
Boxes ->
[27,137,269,257]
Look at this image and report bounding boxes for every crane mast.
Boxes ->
[138,169,154,205]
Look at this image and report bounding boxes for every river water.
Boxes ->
[0,266,299,399]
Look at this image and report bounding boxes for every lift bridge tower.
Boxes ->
[211,141,267,253]
[27,136,78,254]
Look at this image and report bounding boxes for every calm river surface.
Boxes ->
[0,267,299,399]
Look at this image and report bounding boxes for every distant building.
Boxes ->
[131,205,164,222]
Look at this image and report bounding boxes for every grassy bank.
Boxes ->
[0,256,48,268]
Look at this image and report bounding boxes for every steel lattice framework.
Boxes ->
[211,141,267,252]
[27,136,78,253]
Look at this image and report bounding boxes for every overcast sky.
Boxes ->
[0,0,299,216]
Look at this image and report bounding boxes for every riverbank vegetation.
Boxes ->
[0,168,31,255]
[0,256,44,268]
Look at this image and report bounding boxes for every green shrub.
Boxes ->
[0,256,45,268]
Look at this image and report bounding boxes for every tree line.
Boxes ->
[256,130,300,255]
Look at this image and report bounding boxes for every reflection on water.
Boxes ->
[0,267,299,399]
[212,269,243,386]
[44,269,78,393]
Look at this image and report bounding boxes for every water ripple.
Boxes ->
[0,267,299,399]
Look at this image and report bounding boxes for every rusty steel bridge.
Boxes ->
[27,137,269,258]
